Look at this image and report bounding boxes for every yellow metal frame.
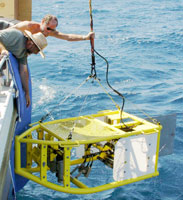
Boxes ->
[15,110,162,194]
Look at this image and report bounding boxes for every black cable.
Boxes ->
[93,48,130,129]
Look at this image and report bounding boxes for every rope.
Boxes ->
[40,76,92,122]
[95,78,120,110]
[125,97,159,124]
[96,74,159,125]
[67,84,91,140]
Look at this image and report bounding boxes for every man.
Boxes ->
[0,28,48,107]
[8,14,95,41]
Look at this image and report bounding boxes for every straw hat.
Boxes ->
[24,30,48,58]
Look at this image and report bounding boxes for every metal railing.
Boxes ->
[0,55,11,87]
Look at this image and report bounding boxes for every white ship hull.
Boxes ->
[0,56,17,200]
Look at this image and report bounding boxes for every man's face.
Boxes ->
[40,18,57,36]
[26,39,39,55]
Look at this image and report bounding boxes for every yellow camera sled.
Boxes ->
[15,109,162,194]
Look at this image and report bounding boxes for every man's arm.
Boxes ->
[19,63,31,107]
[0,42,8,55]
[0,42,5,53]
[0,42,30,106]
[0,42,9,61]
[49,31,95,41]
[12,20,95,41]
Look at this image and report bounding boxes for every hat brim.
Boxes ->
[24,30,45,58]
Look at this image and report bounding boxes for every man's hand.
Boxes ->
[1,49,9,56]
[0,42,9,61]
[84,32,95,40]
[25,92,31,107]
[19,64,31,107]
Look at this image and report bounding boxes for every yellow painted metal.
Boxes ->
[40,144,47,182]
[15,167,159,194]
[15,136,21,170]
[23,167,40,173]
[26,134,32,168]
[18,127,159,146]
[39,123,65,141]
[70,176,88,188]
[155,129,161,171]
[49,147,57,162]
[70,155,98,166]
[63,147,71,188]
[32,147,41,165]
[37,128,44,140]
[14,110,162,194]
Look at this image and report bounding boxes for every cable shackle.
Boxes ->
[89,0,96,78]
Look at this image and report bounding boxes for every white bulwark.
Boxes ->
[0,56,17,200]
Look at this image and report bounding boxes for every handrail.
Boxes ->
[0,55,11,87]
[0,55,7,70]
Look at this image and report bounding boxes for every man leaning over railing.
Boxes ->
[0,28,48,107]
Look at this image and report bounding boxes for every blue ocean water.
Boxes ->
[16,0,183,199]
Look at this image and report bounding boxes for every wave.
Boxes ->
[170,96,183,104]
[37,84,56,106]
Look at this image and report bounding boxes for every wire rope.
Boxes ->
[39,76,92,122]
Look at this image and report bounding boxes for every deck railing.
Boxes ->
[0,55,11,87]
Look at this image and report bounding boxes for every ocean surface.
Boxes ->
[16,0,183,199]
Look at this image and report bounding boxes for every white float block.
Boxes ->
[113,133,158,181]
[76,145,85,158]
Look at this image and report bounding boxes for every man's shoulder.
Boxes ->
[14,20,40,30]
[0,28,25,40]
[0,27,23,34]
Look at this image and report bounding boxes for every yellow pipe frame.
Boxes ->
[14,110,162,194]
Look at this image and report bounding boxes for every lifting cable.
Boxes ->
[39,1,157,127]
[67,88,90,140]
[39,0,126,125]
[88,1,159,127]
[89,0,96,78]
[39,76,91,123]
[89,0,128,129]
